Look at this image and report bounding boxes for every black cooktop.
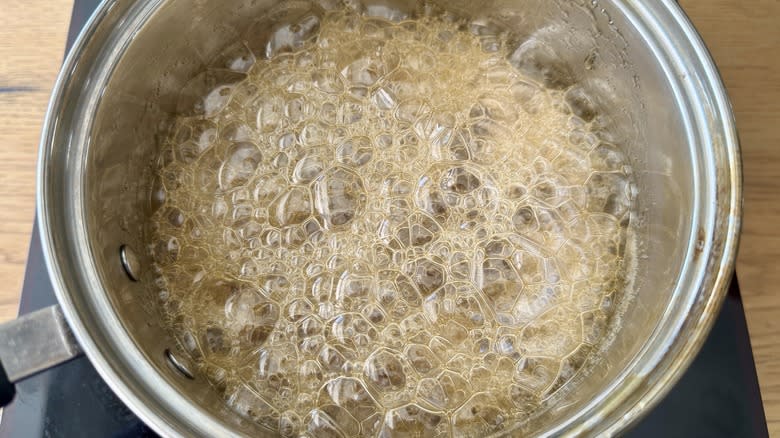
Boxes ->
[0,2,769,436]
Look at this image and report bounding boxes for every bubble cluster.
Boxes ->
[148,4,635,437]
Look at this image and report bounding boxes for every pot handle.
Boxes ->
[0,305,83,407]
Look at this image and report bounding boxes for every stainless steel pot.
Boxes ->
[0,0,741,436]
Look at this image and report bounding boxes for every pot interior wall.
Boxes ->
[84,0,693,434]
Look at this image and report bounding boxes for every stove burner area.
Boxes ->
[0,1,769,436]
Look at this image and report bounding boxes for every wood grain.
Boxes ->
[677,1,780,435]
[0,1,74,321]
[0,0,778,433]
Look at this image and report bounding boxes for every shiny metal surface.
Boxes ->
[34,0,740,436]
[119,245,141,282]
[164,349,195,380]
[0,306,81,383]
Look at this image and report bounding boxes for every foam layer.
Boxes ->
[148,5,634,436]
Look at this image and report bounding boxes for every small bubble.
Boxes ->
[336,137,374,167]
[177,70,246,117]
[279,411,301,437]
[264,13,322,59]
[380,404,442,436]
[154,236,180,265]
[406,344,440,375]
[372,86,398,110]
[441,166,481,194]
[218,142,262,189]
[269,187,312,227]
[341,56,383,87]
[314,167,366,228]
[407,258,446,297]
[364,348,407,391]
[312,69,344,94]
[211,41,257,73]
[292,154,324,183]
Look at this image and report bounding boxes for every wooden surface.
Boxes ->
[678,1,780,435]
[0,0,778,434]
[0,1,74,320]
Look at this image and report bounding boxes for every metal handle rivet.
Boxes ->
[165,348,194,380]
[119,245,141,282]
